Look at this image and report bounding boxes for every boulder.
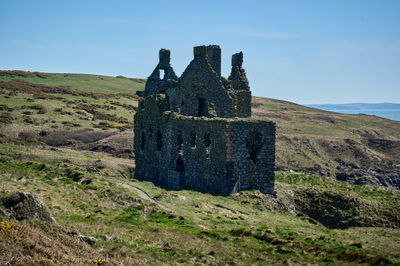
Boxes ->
[73,234,97,245]
[3,192,56,223]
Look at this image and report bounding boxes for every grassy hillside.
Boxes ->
[1,143,399,264]
[0,71,145,94]
[252,97,400,187]
[1,70,400,264]
[1,70,399,186]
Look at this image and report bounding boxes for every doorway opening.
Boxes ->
[175,155,185,189]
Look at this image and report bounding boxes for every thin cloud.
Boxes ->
[7,39,48,49]
[235,28,300,39]
[74,17,133,24]
[338,40,400,52]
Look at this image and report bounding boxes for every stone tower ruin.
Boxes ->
[134,45,275,195]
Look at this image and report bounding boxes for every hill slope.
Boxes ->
[1,71,399,187]
[1,143,399,264]
[1,70,400,264]
[252,97,400,187]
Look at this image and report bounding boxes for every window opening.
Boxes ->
[177,130,183,154]
[190,131,197,148]
[140,132,146,150]
[198,98,206,117]
[203,132,211,159]
[156,131,162,151]
[246,131,263,164]
[159,69,165,80]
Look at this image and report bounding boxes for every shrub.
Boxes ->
[24,116,34,124]
[0,113,13,124]
[93,121,133,131]
[0,70,50,78]
[59,177,74,184]
[33,71,50,78]
[117,206,143,224]
[0,104,13,111]
[29,104,47,114]
[61,122,81,127]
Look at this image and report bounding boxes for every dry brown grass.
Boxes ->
[0,220,118,265]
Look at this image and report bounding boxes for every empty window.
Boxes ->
[177,130,183,153]
[140,132,146,150]
[203,133,211,147]
[159,69,165,80]
[203,132,211,159]
[198,98,206,117]
[190,131,197,148]
[246,131,263,164]
[156,131,162,151]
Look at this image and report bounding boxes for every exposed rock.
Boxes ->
[93,159,105,169]
[81,179,92,185]
[73,234,97,245]
[3,192,56,223]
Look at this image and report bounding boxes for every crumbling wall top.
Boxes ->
[206,45,221,76]
[229,51,250,91]
[194,45,208,58]
[232,52,243,67]
[159,49,171,69]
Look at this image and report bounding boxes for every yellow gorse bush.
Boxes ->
[0,70,50,78]
[1,221,20,234]
[76,258,108,264]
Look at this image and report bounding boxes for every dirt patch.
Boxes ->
[86,131,134,158]
[40,129,116,146]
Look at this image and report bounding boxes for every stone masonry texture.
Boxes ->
[134,45,276,195]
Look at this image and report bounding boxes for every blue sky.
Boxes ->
[1,0,399,104]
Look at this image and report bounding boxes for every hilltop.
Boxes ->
[0,71,400,264]
[308,103,400,111]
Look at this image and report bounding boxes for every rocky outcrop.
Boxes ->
[3,192,56,223]
[235,186,400,229]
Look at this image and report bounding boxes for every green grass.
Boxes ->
[0,91,135,132]
[0,142,399,264]
[0,73,145,94]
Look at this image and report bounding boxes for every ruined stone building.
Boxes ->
[134,45,275,195]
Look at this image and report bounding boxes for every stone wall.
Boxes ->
[134,111,275,195]
[226,120,275,194]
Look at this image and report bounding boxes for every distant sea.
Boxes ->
[306,103,400,122]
